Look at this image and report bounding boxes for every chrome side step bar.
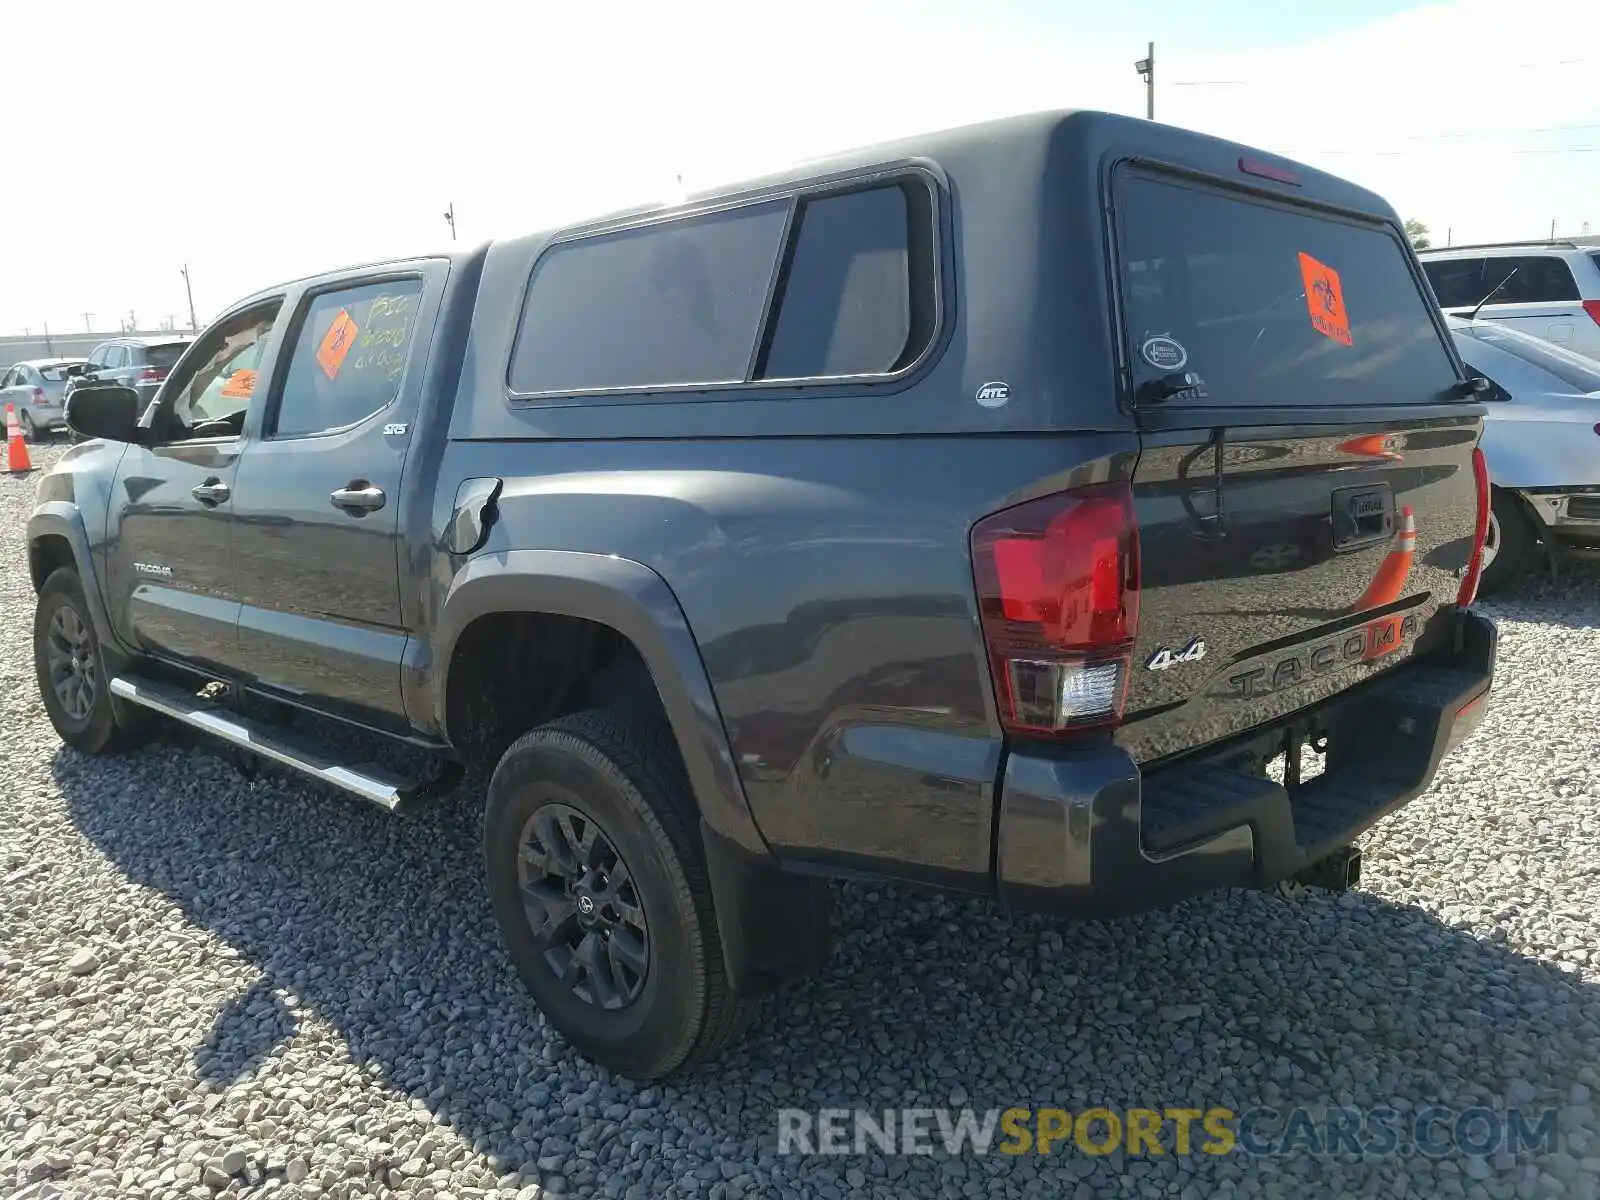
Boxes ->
[109,675,414,811]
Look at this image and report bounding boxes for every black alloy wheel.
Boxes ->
[44,602,97,723]
[518,802,650,1011]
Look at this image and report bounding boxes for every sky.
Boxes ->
[3,0,1597,336]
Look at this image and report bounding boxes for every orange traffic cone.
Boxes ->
[1353,505,1415,611]
[6,404,33,474]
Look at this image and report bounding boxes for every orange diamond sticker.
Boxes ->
[316,309,360,380]
[1299,252,1352,346]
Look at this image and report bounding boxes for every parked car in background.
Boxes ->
[0,358,90,440]
[1420,242,1600,361]
[1447,313,1600,589]
[65,335,195,410]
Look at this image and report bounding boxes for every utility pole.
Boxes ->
[1550,218,1557,242]
[180,264,198,331]
[1135,42,1155,120]
[81,312,93,333]
[1446,226,1453,248]
[443,202,457,242]
[43,320,53,354]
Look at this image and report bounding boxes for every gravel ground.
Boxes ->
[3,441,1599,1200]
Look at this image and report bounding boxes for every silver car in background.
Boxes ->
[0,359,91,440]
[1448,314,1600,590]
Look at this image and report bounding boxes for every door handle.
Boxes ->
[330,483,386,513]
[191,479,231,506]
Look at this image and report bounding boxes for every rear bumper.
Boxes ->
[995,611,1496,917]
[1521,490,1600,556]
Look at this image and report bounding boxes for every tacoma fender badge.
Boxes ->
[1146,638,1207,671]
[133,562,173,578]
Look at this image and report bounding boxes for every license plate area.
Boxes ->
[1332,484,1395,551]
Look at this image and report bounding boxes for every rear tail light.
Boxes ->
[1456,446,1491,607]
[971,482,1140,736]
[30,387,46,407]
[1583,300,1600,327]
[140,366,165,382]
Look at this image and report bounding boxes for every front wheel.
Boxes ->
[484,710,755,1079]
[19,411,37,442]
[33,568,145,754]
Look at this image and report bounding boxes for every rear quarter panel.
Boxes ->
[439,432,1135,891]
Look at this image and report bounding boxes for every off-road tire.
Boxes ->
[33,568,146,754]
[484,708,755,1079]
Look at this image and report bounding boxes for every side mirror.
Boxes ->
[65,384,142,443]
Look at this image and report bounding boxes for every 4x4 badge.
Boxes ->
[1146,638,1207,671]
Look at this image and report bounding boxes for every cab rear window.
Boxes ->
[1116,171,1458,407]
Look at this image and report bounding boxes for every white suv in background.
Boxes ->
[1419,242,1600,361]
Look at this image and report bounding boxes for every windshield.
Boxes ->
[146,343,190,371]
[1453,320,1600,394]
[1116,171,1459,407]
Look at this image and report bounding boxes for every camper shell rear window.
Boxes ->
[1114,169,1459,408]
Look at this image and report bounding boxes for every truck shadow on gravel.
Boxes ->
[55,755,1600,1195]
[50,566,1600,1196]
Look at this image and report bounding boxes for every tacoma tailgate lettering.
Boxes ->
[1228,613,1419,698]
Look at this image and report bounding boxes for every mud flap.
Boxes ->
[701,822,833,997]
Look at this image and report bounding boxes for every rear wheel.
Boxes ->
[33,568,146,754]
[484,709,755,1079]
[1479,487,1538,595]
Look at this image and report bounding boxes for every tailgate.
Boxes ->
[1111,165,1482,765]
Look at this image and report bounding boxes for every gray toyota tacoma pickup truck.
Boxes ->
[31,110,1496,1080]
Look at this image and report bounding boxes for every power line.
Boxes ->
[1286,144,1600,157]
[1172,57,1593,87]
[1403,121,1600,141]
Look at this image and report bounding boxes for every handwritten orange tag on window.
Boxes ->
[316,309,360,380]
[1299,253,1352,346]
[219,368,257,399]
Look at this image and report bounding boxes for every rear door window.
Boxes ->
[1422,258,1490,308]
[1423,255,1580,307]
[1115,171,1458,407]
[1480,255,1579,304]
